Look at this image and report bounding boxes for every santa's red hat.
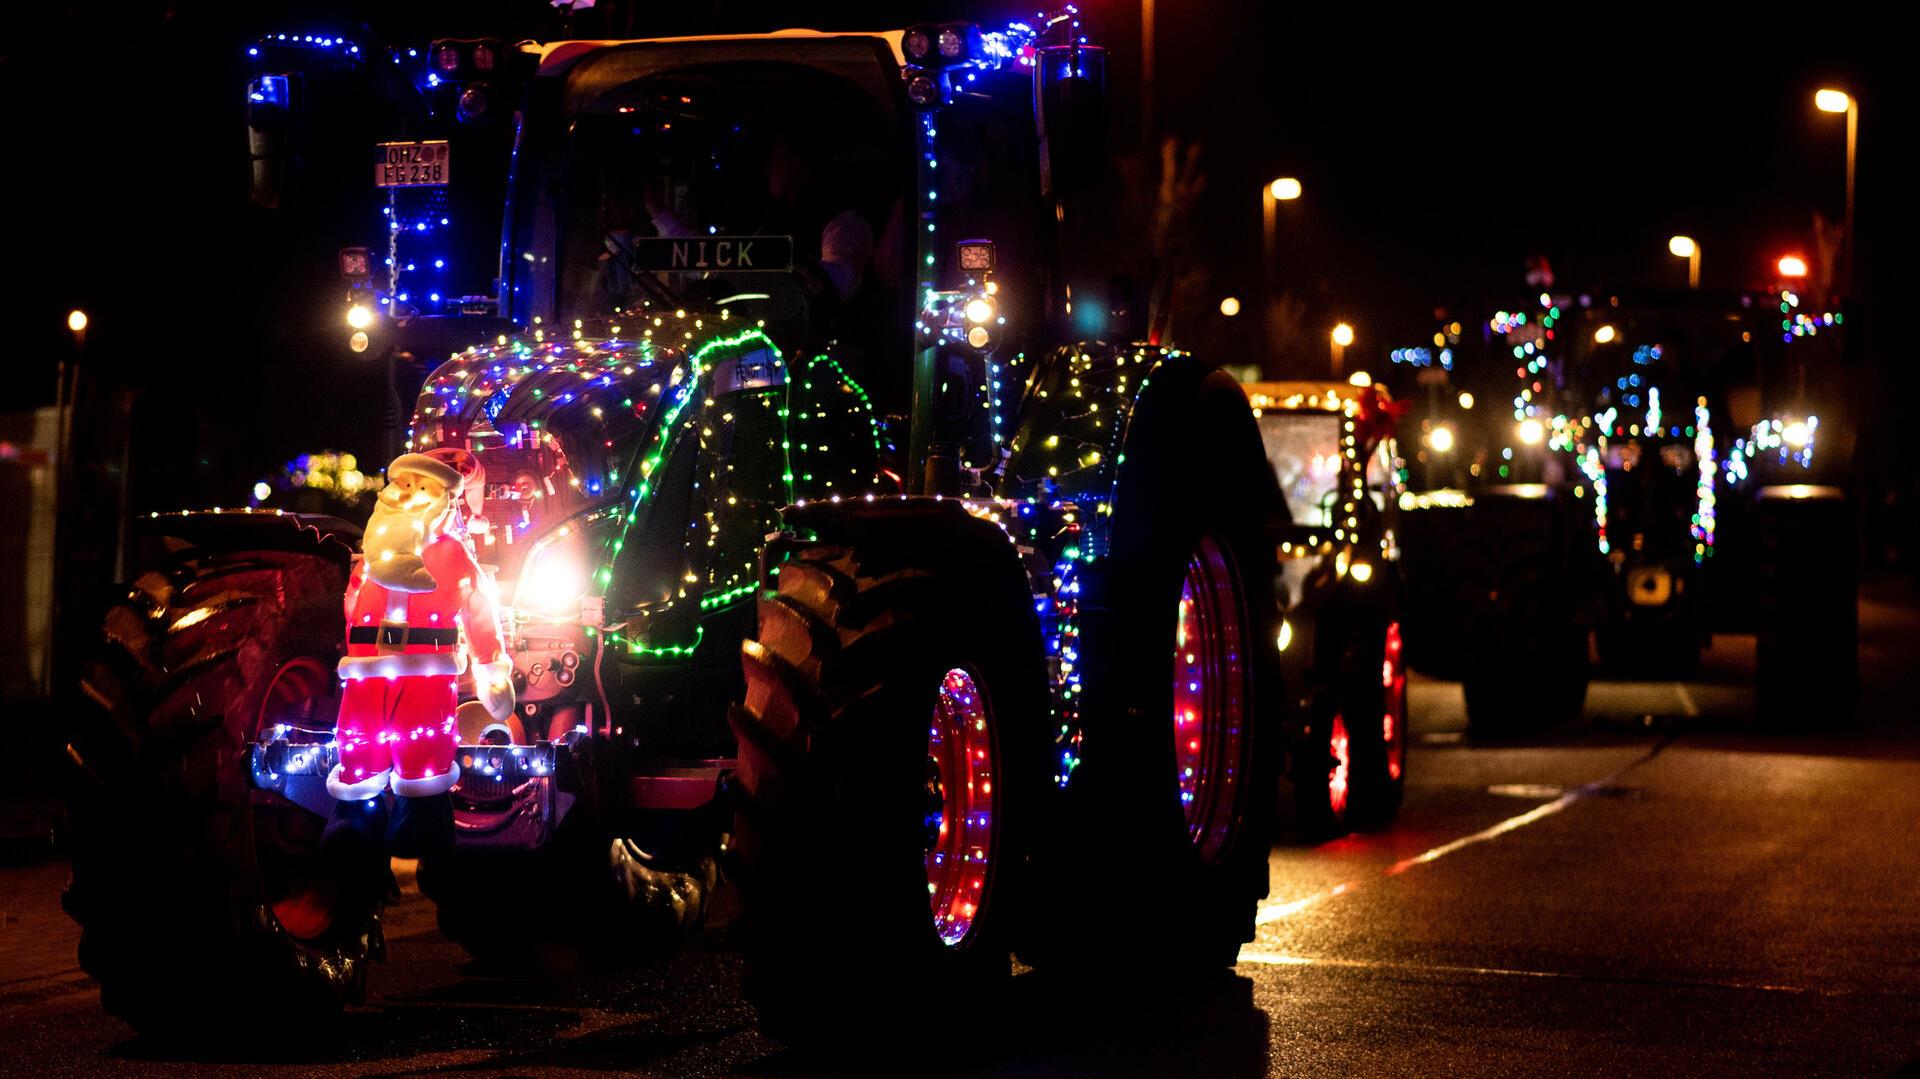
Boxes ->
[389,448,486,514]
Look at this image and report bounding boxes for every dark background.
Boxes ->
[3,1,1907,517]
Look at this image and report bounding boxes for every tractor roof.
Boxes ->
[1242,380,1391,414]
[525,29,908,77]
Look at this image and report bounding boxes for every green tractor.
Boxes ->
[65,16,1311,1041]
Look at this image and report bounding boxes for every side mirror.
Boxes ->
[1033,45,1107,199]
[246,73,298,209]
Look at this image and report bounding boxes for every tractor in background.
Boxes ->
[1393,284,1857,734]
[1244,379,1409,834]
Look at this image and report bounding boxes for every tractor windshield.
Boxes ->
[556,54,912,366]
[1259,412,1345,528]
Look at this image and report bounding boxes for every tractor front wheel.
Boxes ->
[731,528,1048,1044]
[64,544,383,1039]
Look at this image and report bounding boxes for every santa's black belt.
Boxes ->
[349,626,459,646]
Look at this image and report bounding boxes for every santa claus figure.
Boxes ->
[326,448,515,802]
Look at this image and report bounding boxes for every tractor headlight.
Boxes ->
[1428,425,1454,453]
[515,547,587,617]
[347,303,375,330]
[1517,418,1545,445]
[515,522,596,618]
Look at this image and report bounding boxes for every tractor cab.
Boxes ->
[1244,380,1399,538]
[519,34,918,383]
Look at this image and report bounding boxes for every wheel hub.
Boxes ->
[1174,537,1248,862]
[924,668,994,947]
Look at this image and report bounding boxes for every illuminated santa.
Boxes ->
[326,448,515,801]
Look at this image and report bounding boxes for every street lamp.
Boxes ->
[1814,88,1857,294]
[1330,322,1353,377]
[1777,255,1809,279]
[1668,235,1700,290]
[67,309,89,334]
[1262,177,1301,295]
[1219,296,1241,317]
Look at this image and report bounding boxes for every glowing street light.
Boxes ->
[1814,88,1858,293]
[1594,324,1617,344]
[1219,296,1242,317]
[1262,178,1303,304]
[1777,255,1809,279]
[67,309,89,334]
[1329,322,1353,377]
[1668,235,1700,290]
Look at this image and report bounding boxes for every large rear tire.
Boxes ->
[1454,492,1592,738]
[1294,615,1405,838]
[730,509,1049,1044]
[64,542,382,1038]
[1753,487,1858,729]
[1026,368,1279,970]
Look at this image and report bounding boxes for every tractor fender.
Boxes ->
[1000,342,1283,564]
[132,509,361,569]
[774,496,1041,620]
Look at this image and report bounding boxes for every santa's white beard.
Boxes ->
[363,499,446,593]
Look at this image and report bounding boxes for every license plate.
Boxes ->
[374,140,450,187]
[628,236,793,273]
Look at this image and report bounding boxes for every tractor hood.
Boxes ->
[408,325,785,587]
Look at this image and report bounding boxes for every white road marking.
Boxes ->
[1486,783,1566,799]
[1253,793,1578,926]
[1673,682,1700,718]
[1383,792,1580,877]
[1236,950,1831,996]
[1252,740,1672,929]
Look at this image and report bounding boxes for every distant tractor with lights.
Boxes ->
[64,14,1298,1044]
[1243,380,1410,834]
[1393,285,1857,734]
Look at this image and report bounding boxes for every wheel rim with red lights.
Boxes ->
[1326,712,1352,820]
[250,657,343,943]
[1173,536,1249,863]
[924,667,995,948]
[1382,621,1408,783]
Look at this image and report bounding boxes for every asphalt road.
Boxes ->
[4,586,1919,1077]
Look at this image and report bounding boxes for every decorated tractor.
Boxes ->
[1394,285,1857,733]
[65,14,1317,1042]
[1243,380,1409,835]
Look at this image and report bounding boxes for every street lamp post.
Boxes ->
[1669,235,1700,290]
[1815,88,1857,294]
[1262,177,1301,294]
[1331,321,1354,378]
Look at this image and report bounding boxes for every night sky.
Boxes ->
[5,1,1905,507]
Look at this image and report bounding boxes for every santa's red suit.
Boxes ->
[326,450,515,801]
